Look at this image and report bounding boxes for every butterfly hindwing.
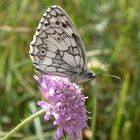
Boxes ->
[29,5,87,78]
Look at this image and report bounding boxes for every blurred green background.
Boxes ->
[0,0,140,140]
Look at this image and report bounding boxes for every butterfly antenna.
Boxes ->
[93,64,121,81]
[97,73,121,82]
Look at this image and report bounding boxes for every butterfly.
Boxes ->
[29,5,96,84]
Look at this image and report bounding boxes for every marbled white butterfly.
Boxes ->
[29,5,96,83]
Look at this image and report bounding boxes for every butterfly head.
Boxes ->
[86,71,96,81]
[70,70,96,84]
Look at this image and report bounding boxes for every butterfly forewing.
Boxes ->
[29,5,93,82]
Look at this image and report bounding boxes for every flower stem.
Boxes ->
[2,109,46,140]
[90,81,97,140]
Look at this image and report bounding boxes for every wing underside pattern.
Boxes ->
[29,5,87,77]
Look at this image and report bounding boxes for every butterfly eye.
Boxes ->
[86,72,96,80]
[40,48,46,56]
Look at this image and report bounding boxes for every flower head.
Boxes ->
[34,75,87,140]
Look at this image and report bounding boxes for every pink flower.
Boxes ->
[34,75,87,140]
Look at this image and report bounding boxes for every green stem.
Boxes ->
[2,109,46,140]
[90,81,97,140]
[111,72,130,140]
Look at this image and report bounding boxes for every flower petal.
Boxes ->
[54,127,63,140]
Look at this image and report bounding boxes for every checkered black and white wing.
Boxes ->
[29,5,87,79]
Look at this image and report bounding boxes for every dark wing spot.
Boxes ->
[40,48,46,56]
[56,36,61,41]
[39,56,44,61]
[55,21,60,25]
[62,22,67,28]
[72,33,76,38]
[37,28,40,32]
[61,33,67,39]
